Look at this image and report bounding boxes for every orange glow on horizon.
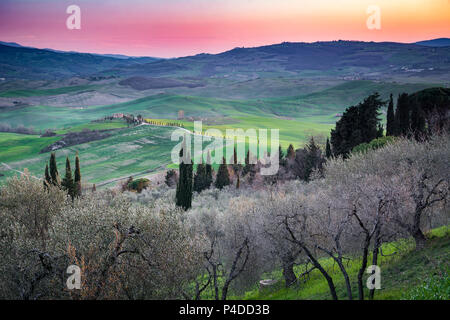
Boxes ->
[0,0,448,57]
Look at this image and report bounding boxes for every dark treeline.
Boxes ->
[388,87,449,139]
[331,87,449,158]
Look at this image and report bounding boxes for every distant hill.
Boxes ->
[1,39,450,81]
[0,43,160,79]
[415,38,450,47]
[105,40,450,81]
[0,40,161,61]
[0,41,23,48]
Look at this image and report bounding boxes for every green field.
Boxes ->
[0,132,60,163]
[0,125,179,186]
[55,119,128,134]
[0,80,441,186]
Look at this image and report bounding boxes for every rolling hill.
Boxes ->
[0,38,448,187]
[0,43,160,80]
[1,39,450,83]
[103,40,450,83]
[415,38,450,47]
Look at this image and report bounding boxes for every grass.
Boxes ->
[0,80,440,186]
[0,132,60,163]
[0,85,101,97]
[55,119,128,134]
[233,226,449,300]
[0,125,179,186]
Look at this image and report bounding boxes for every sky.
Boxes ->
[0,0,449,58]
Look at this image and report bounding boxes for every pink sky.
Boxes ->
[0,0,449,57]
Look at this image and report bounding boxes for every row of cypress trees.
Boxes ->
[193,151,214,193]
[328,89,439,158]
[176,140,248,210]
[386,93,426,138]
[44,152,81,199]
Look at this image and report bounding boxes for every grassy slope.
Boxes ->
[0,80,441,185]
[0,132,60,163]
[1,81,437,148]
[236,227,449,300]
[0,125,178,186]
[55,119,128,134]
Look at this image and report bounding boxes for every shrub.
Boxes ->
[127,178,150,193]
[352,136,395,154]
[403,273,450,300]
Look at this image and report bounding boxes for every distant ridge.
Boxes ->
[415,38,450,47]
[0,41,23,48]
[0,40,161,60]
[1,38,449,80]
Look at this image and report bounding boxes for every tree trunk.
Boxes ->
[302,246,338,300]
[369,226,381,300]
[413,228,427,250]
[357,236,370,300]
[212,265,219,300]
[336,259,353,300]
[281,257,297,287]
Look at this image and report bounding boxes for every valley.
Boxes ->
[0,40,448,188]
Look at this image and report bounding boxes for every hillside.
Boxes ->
[1,40,449,84]
[106,41,450,83]
[0,44,159,80]
[240,227,450,300]
[415,38,450,47]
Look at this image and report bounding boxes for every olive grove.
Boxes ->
[0,134,448,299]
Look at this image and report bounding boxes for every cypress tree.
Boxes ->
[175,139,193,210]
[176,146,184,208]
[243,150,257,184]
[232,147,242,187]
[74,153,81,196]
[386,93,395,136]
[205,150,213,189]
[410,98,426,140]
[303,137,324,181]
[330,93,384,158]
[242,150,251,176]
[62,157,75,199]
[287,144,295,160]
[395,93,410,136]
[359,93,383,142]
[279,145,286,167]
[44,163,51,188]
[49,152,60,186]
[325,138,332,159]
[193,160,207,193]
[186,150,193,203]
[215,157,230,190]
